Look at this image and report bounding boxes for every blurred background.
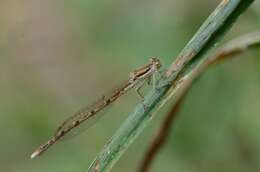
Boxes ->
[0,0,260,171]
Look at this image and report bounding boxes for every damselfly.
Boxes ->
[30,57,162,158]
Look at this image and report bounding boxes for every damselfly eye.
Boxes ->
[156,61,162,69]
[150,57,162,69]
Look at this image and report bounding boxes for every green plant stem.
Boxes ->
[87,0,254,171]
[138,31,260,172]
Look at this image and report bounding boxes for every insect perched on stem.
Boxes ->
[30,57,162,159]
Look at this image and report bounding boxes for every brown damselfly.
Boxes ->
[30,57,162,158]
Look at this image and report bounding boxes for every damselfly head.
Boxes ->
[149,57,162,70]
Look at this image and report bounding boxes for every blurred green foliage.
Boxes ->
[0,0,259,172]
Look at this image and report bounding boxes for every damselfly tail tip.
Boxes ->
[30,149,40,159]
